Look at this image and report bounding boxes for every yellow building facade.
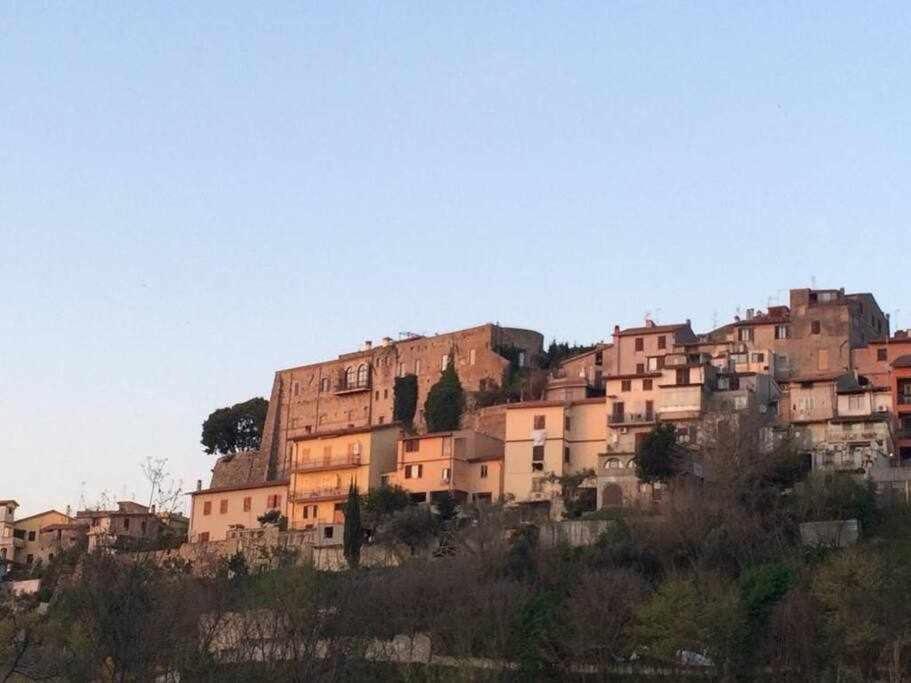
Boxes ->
[288,424,401,528]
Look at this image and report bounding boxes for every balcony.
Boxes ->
[293,454,361,472]
[291,486,348,503]
[608,412,656,426]
[333,378,371,395]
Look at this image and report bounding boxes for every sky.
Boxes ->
[2,3,910,516]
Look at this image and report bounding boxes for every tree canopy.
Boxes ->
[635,423,680,485]
[201,397,268,456]
[423,359,465,432]
[343,484,364,569]
[393,374,418,426]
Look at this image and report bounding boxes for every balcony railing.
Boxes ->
[291,487,348,502]
[899,395,911,406]
[608,412,656,425]
[333,379,371,394]
[293,454,361,472]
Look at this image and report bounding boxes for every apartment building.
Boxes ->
[13,509,72,567]
[383,430,504,505]
[38,522,88,561]
[707,288,889,381]
[0,501,20,574]
[288,423,402,529]
[189,480,288,543]
[503,398,606,517]
[854,331,911,462]
[77,501,166,552]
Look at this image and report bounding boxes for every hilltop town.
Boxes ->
[4,285,910,569]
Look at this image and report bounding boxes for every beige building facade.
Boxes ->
[288,424,401,528]
[384,429,504,505]
[189,481,289,543]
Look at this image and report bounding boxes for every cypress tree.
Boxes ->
[393,374,419,425]
[424,358,465,432]
[343,483,363,569]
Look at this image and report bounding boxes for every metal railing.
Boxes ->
[291,487,348,502]
[608,412,655,425]
[293,454,361,472]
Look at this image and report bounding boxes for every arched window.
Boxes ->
[345,366,357,388]
[603,458,621,470]
[357,363,369,387]
[319,377,330,392]
[626,458,636,469]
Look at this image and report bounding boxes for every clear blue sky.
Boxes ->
[2,3,909,516]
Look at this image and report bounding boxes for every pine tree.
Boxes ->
[424,358,465,432]
[343,483,363,569]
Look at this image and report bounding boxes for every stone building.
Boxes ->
[706,288,889,381]
[252,323,542,483]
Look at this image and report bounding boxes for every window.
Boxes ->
[26,554,34,565]
[123,518,130,530]
[751,352,765,363]
[878,348,888,362]
[141,520,147,533]
[676,368,691,385]
[324,526,334,540]
[480,465,489,478]
[441,355,449,371]
[345,366,357,388]
[817,349,829,370]
[383,389,388,399]
[203,501,212,516]
[643,379,653,391]
[811,321,821,335]
[357,364,369,387]
[848,395,864,411]
[533,415,546,429]
[594,350,603,365]
[27,531,35,541]
[319,377,330,392]
[636,363,645,374]
[532,445,544,463]
[404,439,420,453]
[218,499,228,514]
[611,402,625,422]
[621,380,631,392]
[243,497,251,512]
[634,337,644,352]
[563,446,571,463]
[604,458,621,469]
[442,467,451,482]
[414,359,421,374]
[645,400,654,420]
[658,335,666,350]
[267,495,282,508]
[469,349,477,365]
[404,464,423,479]
[375,390,380,400]
[564,415,572,431]
[775,324,791,340]
[738,327,754,342]
[518,351,527,367]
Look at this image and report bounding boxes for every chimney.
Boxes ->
[686,318,691,327]
[196,479,202,491]
[746,308,754,320]
[613,324,621,337]
[363,340,373,351]
[734,315,741,323]
[382,336,393,346]
[646,319,656,328]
